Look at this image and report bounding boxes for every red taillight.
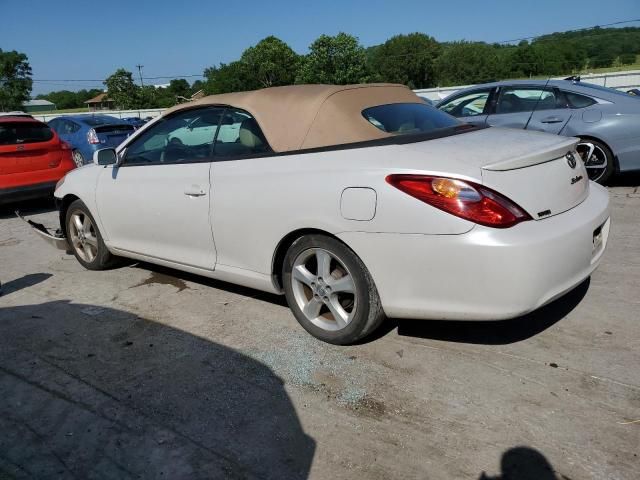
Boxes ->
[87,128,100,144]
[386,174,531,228]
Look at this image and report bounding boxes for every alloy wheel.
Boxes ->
[72,150,84,168]
[290,248,357,331]
[576,142,608,182]
[68,211,98,263]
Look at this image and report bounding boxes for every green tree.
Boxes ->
[190,79,206,95]
[152,79,193,107]
[36,88,103,109]
[369,33,441,88]
[240,36,299,88]
[435,42,506,86]
[203,62,251,94]
[167,79,191,98]
[104,68,139,109]
[0,49,33,111]
[137,85,159,108]
[296,33,369,84]
[36,90,77,109]
[619,53,637,65]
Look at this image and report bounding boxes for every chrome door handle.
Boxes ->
[540,116,563,124]
[184,185,207,197]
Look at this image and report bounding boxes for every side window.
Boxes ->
[496,87,559,114]
[213,109,271,158]
[124,107,224,165]
[563,91,597,109]
[58,120,70,134]
[439,90,491,117]
[68,121,81,133]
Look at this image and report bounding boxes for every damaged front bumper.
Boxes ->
[16,210,70,252]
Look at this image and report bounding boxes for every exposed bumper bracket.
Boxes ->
[16,210,71,252]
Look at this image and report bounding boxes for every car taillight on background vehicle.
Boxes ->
[87,128,100,144]
[386,174,531,228]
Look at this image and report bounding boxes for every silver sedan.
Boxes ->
[436,79,640,184]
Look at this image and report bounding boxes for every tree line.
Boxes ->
[202,26,640,95]
[2,26,639,111]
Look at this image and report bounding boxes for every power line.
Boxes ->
[31,74,205,83]
[494,18,640,44]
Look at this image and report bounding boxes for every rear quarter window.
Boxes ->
[362,103,460,135]
[0,122,54,145]
[563,91,597,109]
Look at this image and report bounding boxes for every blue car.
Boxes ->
[436,79,640,183]
[120,116,148,129]
[48,115,135,167]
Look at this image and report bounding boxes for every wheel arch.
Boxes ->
[58,194,80,234]
[271,228,351,291]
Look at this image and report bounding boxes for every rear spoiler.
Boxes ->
[482,137,578,171]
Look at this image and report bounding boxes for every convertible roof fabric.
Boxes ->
[165,84,422,152]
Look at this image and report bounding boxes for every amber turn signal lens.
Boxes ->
[431,178,460,198]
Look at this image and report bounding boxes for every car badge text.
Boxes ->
[571,175,583,185]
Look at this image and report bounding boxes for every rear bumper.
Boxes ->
[0,181,57,205]
[16,211,70,251]
[338,183,611,320]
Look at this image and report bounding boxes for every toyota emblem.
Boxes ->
[566,152,577,169]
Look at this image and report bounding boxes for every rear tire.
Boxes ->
[72,150,85,168]
[282,234,385,345]
[576,138,614,184]
[65,199,117,270]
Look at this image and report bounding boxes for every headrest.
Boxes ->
[239,118,264,149]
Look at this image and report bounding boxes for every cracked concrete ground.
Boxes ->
[0,182,638,479]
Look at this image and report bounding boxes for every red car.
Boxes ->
[0,115,76,205]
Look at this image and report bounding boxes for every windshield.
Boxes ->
[362,103,460,136]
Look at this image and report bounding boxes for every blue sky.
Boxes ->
[1,0,638,95]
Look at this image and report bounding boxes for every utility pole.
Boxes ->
[136,64,144,87]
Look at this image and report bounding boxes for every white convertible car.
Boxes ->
[32,84,610,344]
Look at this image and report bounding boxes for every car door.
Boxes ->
[209,108,273,269]
[437,88,494,125]
[95,107,224,270]
[487,86,572,134]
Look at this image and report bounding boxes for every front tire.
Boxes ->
[576,138,614,184]
[282,234,385,345]
[65,199,117,270]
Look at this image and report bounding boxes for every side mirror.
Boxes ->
[94,148,117,166]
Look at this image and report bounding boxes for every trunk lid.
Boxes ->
[479,133,588,220]
[94,124,135,148]
[402,127,588,220]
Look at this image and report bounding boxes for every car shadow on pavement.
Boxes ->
[396,278,590,345]
[0,273,52,297]
[0,197,57,219]
[132,262,289,307]
[479,446,559,480]
[0,300,315,479]
[609,171,640,187]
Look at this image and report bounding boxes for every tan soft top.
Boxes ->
[165,83,423,152]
